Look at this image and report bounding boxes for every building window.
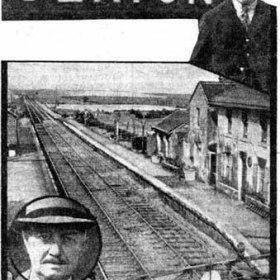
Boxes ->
[252,158,267,203]
[260,114,268,143]
[257,157,266,194]
[197,108,200,126]
[242,111,248,138]
[226,154,232,181]
[226,109,232,134]
[222,153,232,183]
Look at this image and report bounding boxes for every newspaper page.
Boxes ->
[1,1,278,280]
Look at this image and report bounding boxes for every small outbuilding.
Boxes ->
[151,109,190,168]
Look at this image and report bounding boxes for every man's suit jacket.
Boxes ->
[190,0,276,93]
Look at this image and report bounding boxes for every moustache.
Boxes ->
[42,258,68,265]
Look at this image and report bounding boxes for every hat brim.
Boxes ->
[16,216,96,224]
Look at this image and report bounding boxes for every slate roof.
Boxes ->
[153,109,189,134]
[191,81,270,110]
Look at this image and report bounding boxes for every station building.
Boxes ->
[189,81,270,212]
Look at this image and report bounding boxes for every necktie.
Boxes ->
[241,5,250,31]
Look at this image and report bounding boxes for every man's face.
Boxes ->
[22,225,88,280]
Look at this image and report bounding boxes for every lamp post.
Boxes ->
[141,115,147,154]
[131,114,136,149]
[114,111,121,142]
[15,111,20,155]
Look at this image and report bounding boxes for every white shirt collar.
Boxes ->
[232,0,258,23]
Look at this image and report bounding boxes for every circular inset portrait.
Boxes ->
[9,196,102,280]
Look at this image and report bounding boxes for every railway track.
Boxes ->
[25,99,234,280]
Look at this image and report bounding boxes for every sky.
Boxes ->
[8,62,219,96]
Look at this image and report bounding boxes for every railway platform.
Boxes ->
[7,117,56,225]
[64,119,270,272]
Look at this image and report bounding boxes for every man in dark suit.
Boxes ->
[190,0,276,94]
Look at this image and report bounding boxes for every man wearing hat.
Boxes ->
[9,196,102,280]
[190,0,276,94]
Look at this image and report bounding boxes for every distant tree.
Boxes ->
[129,109,135,115]
[146,110,158,119]
[135,110,143,119]
[83,96,89,104]
[74,110,84,123]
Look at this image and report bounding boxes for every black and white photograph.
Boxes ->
[4,61,273,280]
[0,0,278,279]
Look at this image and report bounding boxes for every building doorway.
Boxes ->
[209,154,216,186]
[240,152,247,201]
